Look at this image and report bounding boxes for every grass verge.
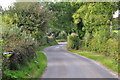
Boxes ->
[3,51,47,79]
[68,49,119,73]
[3,42,58,79]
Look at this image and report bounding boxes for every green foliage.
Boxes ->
[56,31,67,39]
[1,2,57,79]
[2,2,53,33]
[2,52,47,79]
[67,35,79,50]
[1,2,119,78]
[0,40,3,53]
[2,2,57,48]
[81,31,91,49]
[2,13,19,26]
[67,25,118,63]
[72,2,117,32]
[80,26,118,62]
[67,2,119,73]
[47,2,83,34]
[106,38,118,61]
[1,25,36,70]
[47,37,58,46]
[88,26,110,51]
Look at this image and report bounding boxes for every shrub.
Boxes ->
[57,31,67,39]
[1,25,36,70]
[0,40,3,53]
[2,52,47,79]
[106,38,118,61]
[80,26,118,62]
[67,35,79,50]
[47,37,57,46]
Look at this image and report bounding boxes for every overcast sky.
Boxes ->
[113,10,119,18]
[0,0,16,9]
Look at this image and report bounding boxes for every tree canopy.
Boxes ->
[2,2,53,33]
[47,2,83,34]
[72,2,118,32]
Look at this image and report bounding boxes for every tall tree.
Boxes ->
[47,2,83,35]
[72,2,118,33]
[2,2,53,33]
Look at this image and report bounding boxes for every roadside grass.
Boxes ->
[68,49,119,73]
[3,42,58,79]
[28,51,47,78]
[56,39,67,42]
[4,51,47,79]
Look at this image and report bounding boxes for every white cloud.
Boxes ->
[113,10,119,18]
[0,0,16,9]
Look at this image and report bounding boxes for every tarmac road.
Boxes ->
[41,42,118,78]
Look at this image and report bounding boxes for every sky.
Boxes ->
[113,10,119,18]
[0,0,16,9]
[0,0,119,18]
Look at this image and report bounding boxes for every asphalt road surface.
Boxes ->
[41,42,118,78]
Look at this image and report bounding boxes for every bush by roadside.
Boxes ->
[1,25,36,70]
[1,24,57,79]
[83,27,119,62]
[2,51,47,79]
[67,26,118,62]
[67,26,119,73]
[66,35,79,50]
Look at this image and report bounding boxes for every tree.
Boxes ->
[76,18,85,39]
[47,2,83,35]
[72,2,118,33]
[2,2,53,33]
